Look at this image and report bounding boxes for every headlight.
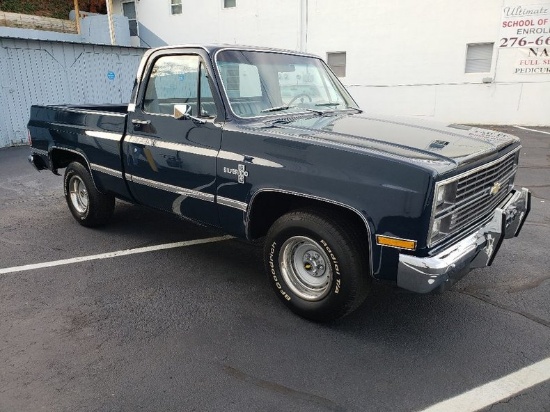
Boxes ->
[429,180,458,245]
[435,185,447,207]
[432,218,441,234]
[434,181,456,210]
[430,215,453,245]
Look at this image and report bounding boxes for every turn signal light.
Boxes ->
[376,235,417,251]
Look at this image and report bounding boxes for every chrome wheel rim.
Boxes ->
[279,236,333,301]
[69,175,89,214]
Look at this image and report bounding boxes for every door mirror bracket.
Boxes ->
[174,104,206,124]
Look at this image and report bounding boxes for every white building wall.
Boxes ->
[113,0,550,125]
[114,0,302,49]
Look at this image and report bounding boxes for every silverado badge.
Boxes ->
[223,164,249,184]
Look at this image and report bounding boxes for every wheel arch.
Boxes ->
[50,147,104,194]
[246,189,375,277]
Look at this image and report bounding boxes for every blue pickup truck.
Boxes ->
[28,45,530,321]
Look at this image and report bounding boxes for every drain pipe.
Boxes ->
[300,0,308,52]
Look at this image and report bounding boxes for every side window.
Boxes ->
[143,55,199,115]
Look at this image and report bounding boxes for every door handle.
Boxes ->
[131,119,151,126]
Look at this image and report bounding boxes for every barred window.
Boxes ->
[465,43,493,73]
[122,2,138,36]
[171,0,182,15]
[327,52,346,77]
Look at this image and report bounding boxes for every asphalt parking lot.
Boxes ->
[1,126,549,412]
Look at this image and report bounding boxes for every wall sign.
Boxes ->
[107,71,116,80]
[499,4,550,47]
[514,47,550,73]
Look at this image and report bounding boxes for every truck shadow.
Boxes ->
[57,203,547,411]
[93,202,540,362]
[100,200,223,241]
[101,203,480,336]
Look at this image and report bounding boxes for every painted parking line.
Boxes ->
[420,357,550,412]
[0,235,233,275]
[515,126,550,136]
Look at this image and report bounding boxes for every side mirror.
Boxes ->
[173,104,206,124]
[173,104,192,120]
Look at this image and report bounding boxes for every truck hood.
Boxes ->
[253,113,520,171]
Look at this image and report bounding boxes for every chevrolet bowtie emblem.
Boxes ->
[490,181,502,196]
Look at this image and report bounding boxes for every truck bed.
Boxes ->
[28,103,130,198]
[46,104,129,114]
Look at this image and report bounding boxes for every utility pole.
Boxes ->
[106,0,116,45]
[73,0,81,34]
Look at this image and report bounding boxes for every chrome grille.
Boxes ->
[429,149,519,247]
[449,153,516,232]
[450,151,517,233]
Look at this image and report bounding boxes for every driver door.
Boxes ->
[124,51,222,225]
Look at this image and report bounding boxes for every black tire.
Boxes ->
[64,161,115,227]
[264,209,370,322]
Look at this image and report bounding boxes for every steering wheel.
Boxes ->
[287,93,313,106]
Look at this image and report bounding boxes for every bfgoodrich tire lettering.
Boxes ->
[265,209,370,322]
[64,161,115,227]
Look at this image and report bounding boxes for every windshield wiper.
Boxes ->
[304,108,326,115]
[314,102,363,114]
[315,102,341,107]
[261,105,294,113]
[262,118,293,128]
[305,105,362,116]
[304,102,342,115]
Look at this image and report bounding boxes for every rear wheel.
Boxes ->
[265,209,370,322]
[64,161,115,227]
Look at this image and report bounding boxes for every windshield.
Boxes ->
[216,50,359,118]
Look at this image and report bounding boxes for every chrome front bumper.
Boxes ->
[397,187,531,293]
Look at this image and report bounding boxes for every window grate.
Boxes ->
[122,2,138,36]
[465,43,493,73]
[327,52,346,77]
[171,0,182,15]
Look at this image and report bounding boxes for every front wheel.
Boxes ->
[265,209,370,322]
[64,161,115,227]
